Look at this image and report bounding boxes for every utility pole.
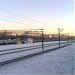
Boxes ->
[24,29,44,50]
[41,29,44,50]
[58,28,64,48]
[58,28,60,48]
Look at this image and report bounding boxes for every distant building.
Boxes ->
[25,38,33,44]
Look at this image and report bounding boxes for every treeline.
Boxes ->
[0,33,74,41]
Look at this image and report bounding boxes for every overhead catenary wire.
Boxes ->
[0,7,46,27]
[0,7,57,32]
[0,18,42,28]
[0,13,43,28]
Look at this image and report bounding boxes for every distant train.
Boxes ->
[0,39,17,45]
[0,38,34,45]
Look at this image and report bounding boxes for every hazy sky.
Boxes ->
[0,0,74,35]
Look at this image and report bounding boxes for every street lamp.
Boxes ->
[24,29,44,50]
[40,29,44,50]
[58,28,64,48]
[31,29,44,50]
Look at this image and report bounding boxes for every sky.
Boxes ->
[0,0,74,35]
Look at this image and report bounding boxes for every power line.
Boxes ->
[0,7,46,27]
[0,18,42,28]
[1,8,59,32]
[0,13,43,28]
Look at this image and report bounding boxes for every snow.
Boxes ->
[0,41,67,51]
[0,43,74,75]
[0,43,59,63]
[0,41,68,63]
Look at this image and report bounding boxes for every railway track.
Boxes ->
[0,42,70,66]
[0,42,65,56]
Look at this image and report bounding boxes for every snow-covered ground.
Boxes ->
[0,43,74,75]
[0,41,68,63]
[0,41,67,51]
